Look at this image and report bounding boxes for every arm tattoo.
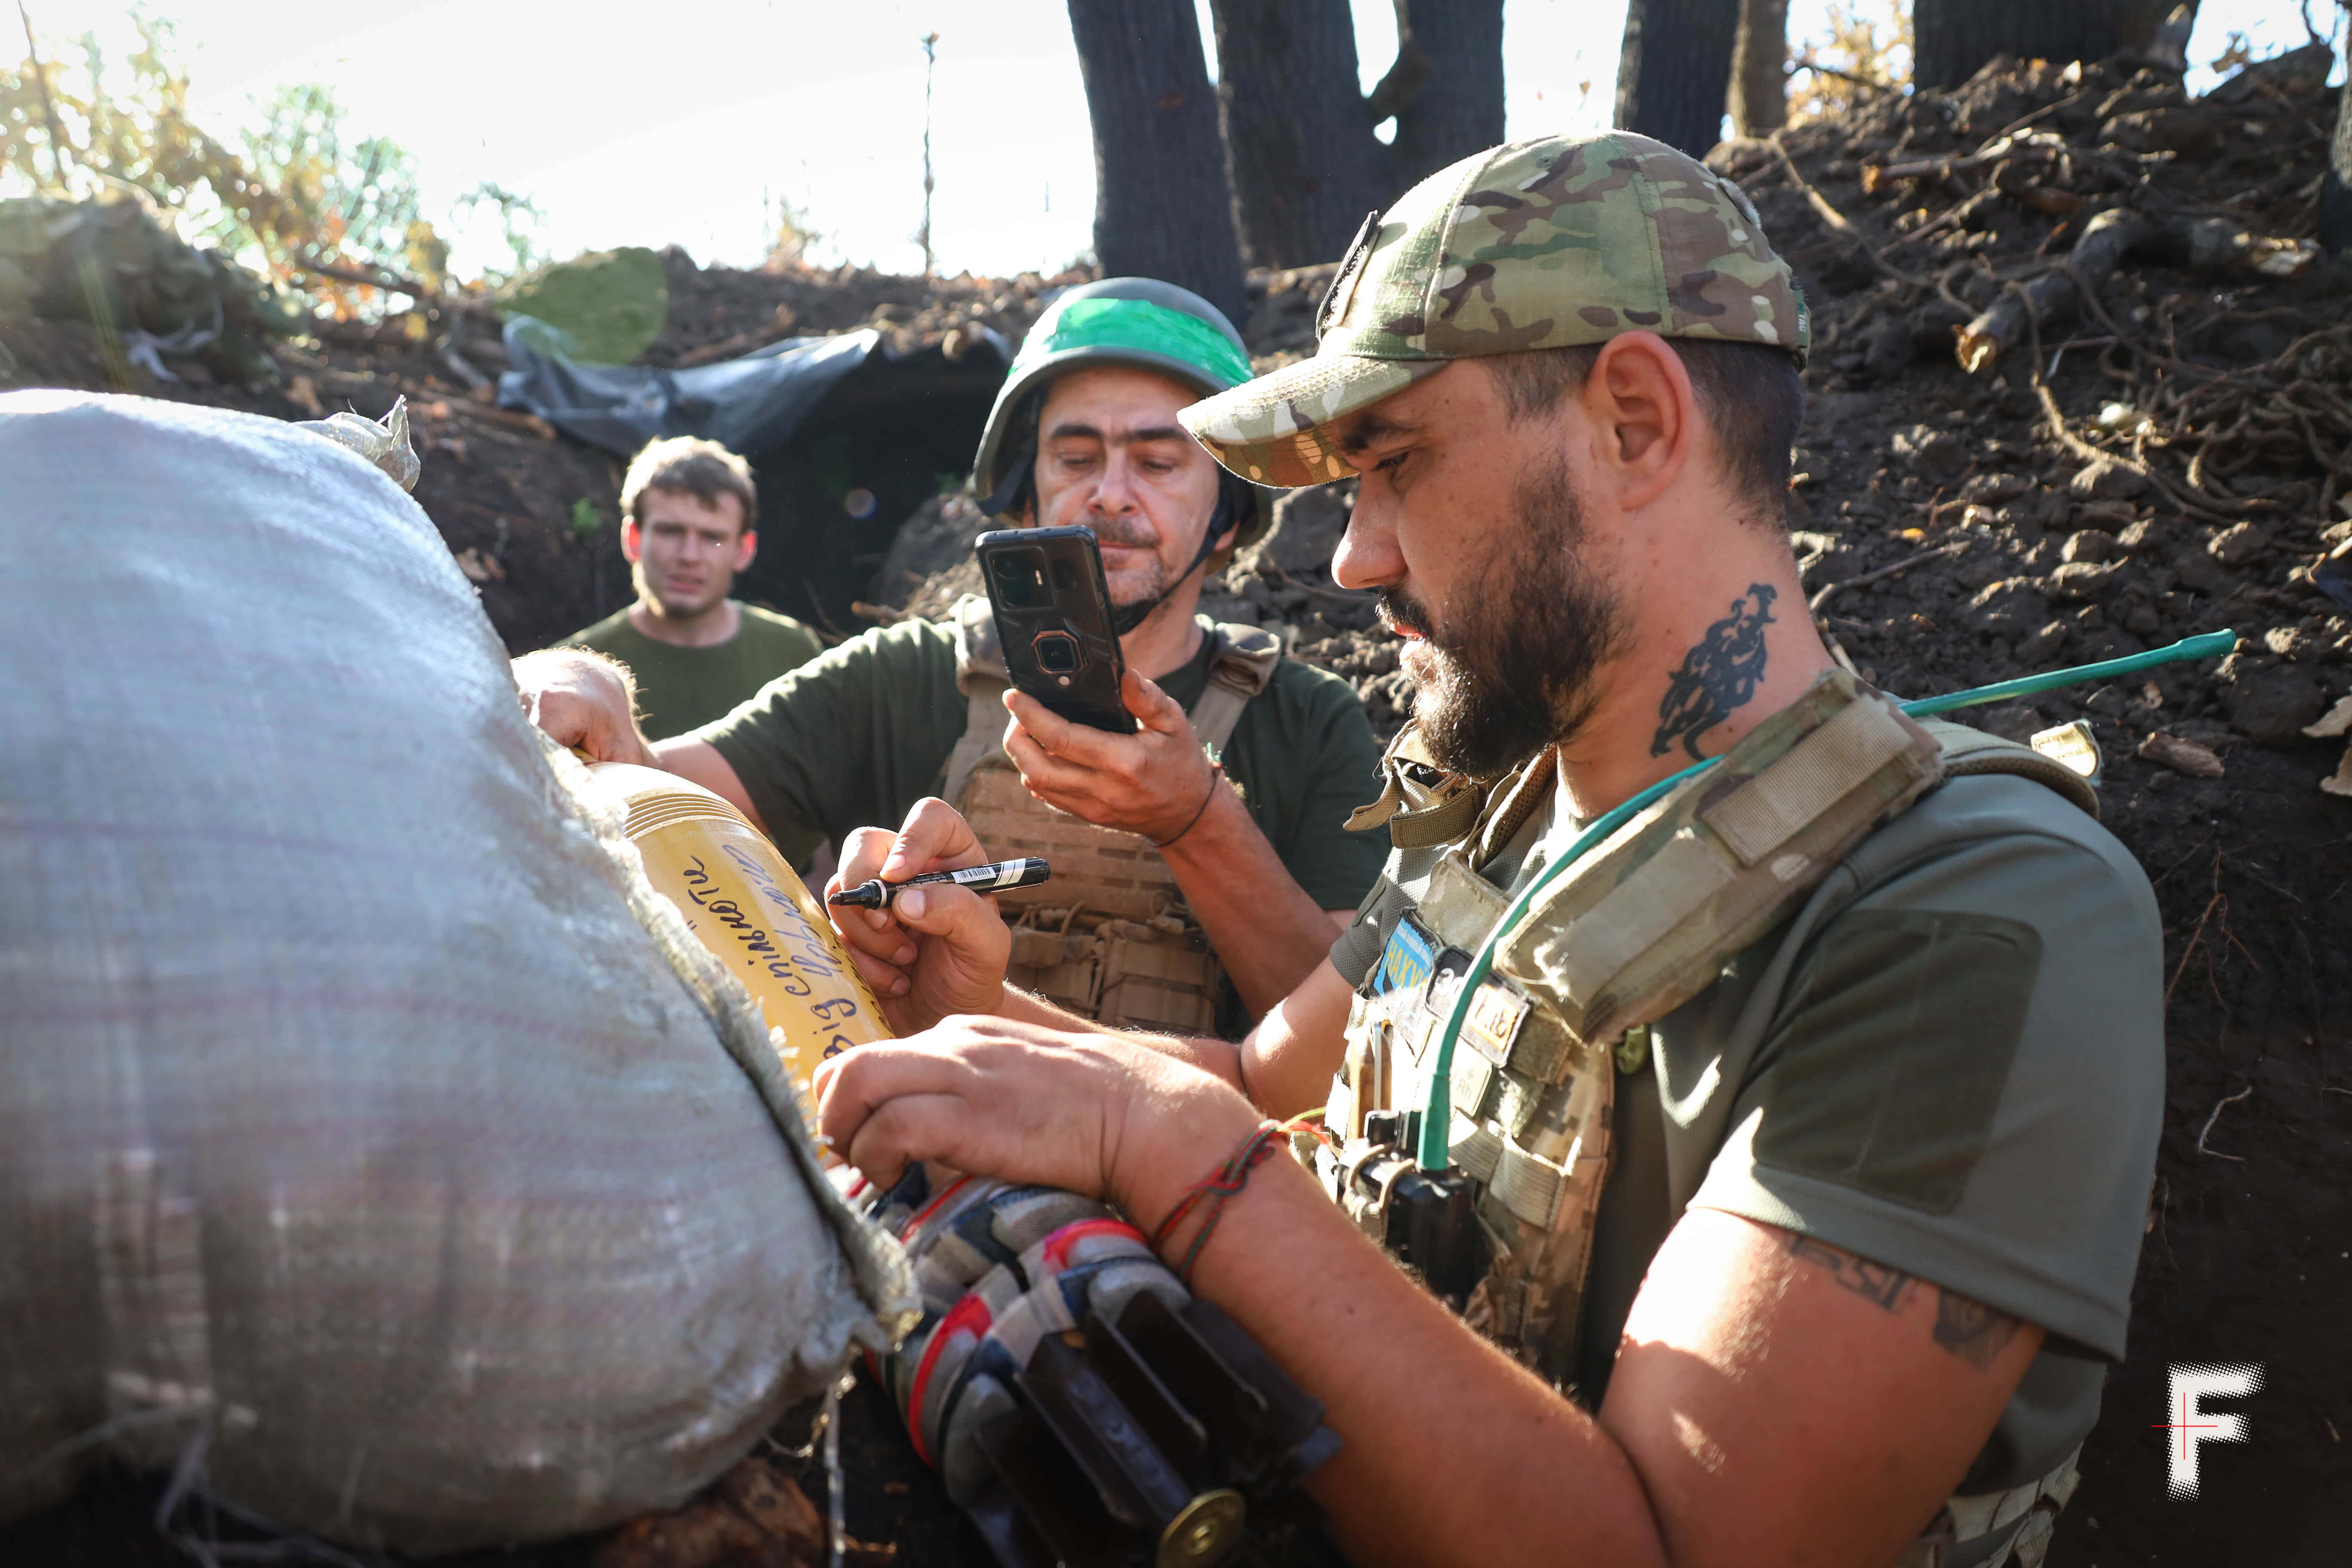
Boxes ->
[1785,1235,2025,1372]
[1932,1291,2026,1372]
[1651,583,1777,760]
[1787,1233,1915,1311]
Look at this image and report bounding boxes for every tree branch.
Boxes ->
[1365,39,1431,122]
[291,254,445,302]
[1808,544,1966,613]
[1789,58,1895,94]
[16,0,73,187]
[1769,132,1931,288]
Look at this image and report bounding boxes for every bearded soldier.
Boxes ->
[813,134,2163,1568]
[521,278,1387,1032]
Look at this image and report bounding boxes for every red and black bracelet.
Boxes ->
[1147,1115,1327,1284]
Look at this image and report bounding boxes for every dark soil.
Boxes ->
[4,42,2348,1568]
[1705,51,2352,1565]
[0,313,631,652]
[642,246,1089,371]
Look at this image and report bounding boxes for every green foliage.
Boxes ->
[498,247,669,365]
[6,17,315,303]
[1790,2,1913,126]
[571,497,605,542]
[234,82,442,289]
[0,9,534,317]
[0,192,298,380]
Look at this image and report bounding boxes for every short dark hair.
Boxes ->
[620,437,759,535]
[1482,339,1804,520]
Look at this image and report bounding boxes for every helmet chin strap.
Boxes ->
[1108,475,1245,635]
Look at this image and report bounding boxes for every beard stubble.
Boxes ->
[1383,450,1628,780]
[1067,514,1170,606]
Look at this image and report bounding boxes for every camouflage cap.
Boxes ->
[1179,132,1809,488]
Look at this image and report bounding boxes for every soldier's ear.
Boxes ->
[1588,331,1695,511]
[620,516,643,564]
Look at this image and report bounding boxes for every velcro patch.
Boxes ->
[1753,910,2044,1214]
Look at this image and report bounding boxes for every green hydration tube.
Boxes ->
[1412,628,2239,1171]
[1891,629,2237,716]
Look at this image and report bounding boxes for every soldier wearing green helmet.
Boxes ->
[519,277,1387,1033]
[815,133,2163,1568]
[970,277,1272,569]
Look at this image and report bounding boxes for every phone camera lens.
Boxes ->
[1032,631,1081,675]
[990,546,1054,609]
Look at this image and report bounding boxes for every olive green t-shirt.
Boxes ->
[695,614,1390,911]
[1333,768,2164,1500]
[560,602,825,742]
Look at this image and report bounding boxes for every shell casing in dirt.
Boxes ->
[587,763,891,1096]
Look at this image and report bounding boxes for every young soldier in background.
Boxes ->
[557,436,822,741]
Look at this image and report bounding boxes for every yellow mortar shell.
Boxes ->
[586,762,892,1099]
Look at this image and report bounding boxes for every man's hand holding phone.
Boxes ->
[1000,671,1221,847]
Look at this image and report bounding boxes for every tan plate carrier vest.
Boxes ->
[938,596,1280,1035]
[1322,671,2101,1568]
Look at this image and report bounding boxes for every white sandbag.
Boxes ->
[0,390,913,1554]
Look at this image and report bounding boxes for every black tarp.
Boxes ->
[498,318,1012,632]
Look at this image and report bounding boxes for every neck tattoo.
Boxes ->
[1651,583,1777,761]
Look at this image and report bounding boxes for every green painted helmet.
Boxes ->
[971,277,1272,550]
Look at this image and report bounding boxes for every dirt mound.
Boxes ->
[643,247,1089,369]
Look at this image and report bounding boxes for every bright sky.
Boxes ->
[24,0,2346,281]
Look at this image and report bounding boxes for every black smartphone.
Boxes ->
[975,525,1137,734]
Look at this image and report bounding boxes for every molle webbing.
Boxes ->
[1325,674,2109,1397]
[964,770,1222,1031]
[943,597,1278,1034]
[941,596,1014,810]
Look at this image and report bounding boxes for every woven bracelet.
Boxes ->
[1147,1119,1297,1285]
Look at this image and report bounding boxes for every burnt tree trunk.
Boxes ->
[1616,0,1743,159]
[1386,0,1507,189]
[1066,0,1250,326]
[1727,0,1789,136]
[2323,67,2352,256]
[1208,0,1389,268]
[1912,1,2196,91]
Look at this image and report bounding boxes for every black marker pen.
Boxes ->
[827,857,1051,910]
